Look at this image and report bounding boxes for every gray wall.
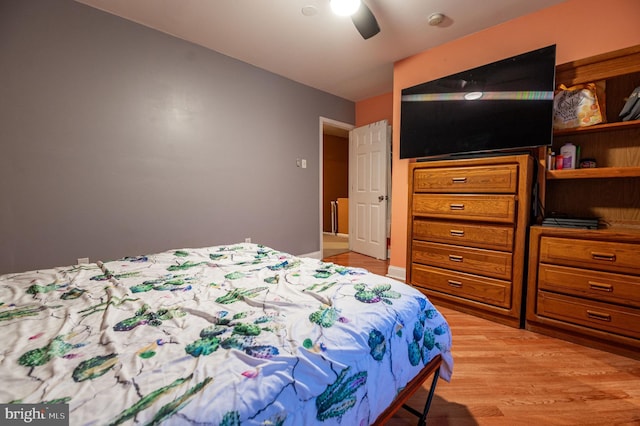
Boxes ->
[0,0,354,274]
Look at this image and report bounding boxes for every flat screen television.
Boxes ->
[400,45,556,160]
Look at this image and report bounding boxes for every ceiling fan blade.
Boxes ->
[351,2,380,40]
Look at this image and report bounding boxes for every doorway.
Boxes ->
[319,118,392,260]
[320,118,353,259]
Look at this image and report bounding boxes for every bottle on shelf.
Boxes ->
[560,143,577,169]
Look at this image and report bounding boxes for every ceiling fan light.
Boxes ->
[330,0,361,17]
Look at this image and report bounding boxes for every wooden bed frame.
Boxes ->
[373,354,442,425]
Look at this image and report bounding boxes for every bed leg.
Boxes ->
[418,367,439,426]
[401,367,440,426]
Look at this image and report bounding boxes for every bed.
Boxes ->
[0,243,453,425]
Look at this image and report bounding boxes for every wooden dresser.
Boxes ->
[406,154,533,327]
[526,227,640,358]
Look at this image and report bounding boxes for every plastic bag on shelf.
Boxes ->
[553,82,605,129]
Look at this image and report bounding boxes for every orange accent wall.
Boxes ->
[387,0,640,272]
[355,92,393,127]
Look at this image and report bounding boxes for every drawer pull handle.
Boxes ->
[591,251,616,262]
[586,310,611,322]
[450,203,465,210]
[449,255,463,262]
[450,229,465,237]
[447,280,463,288]
[451,177,467,183]
[588,281,613,292]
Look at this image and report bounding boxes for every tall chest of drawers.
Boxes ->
[526,227,640,358]
[407,154,534,327]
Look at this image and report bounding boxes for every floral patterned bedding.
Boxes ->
[0,243,452,425]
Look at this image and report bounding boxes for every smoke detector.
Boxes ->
[301,5,318,16]
[428,13,445,26]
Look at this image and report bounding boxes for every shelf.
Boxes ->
[546,166,640,180]
[553,119,640,137]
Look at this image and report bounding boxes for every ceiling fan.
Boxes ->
[330,0,380,40]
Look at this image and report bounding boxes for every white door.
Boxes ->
[349,120,390,260]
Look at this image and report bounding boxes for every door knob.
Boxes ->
[378,195,388,202]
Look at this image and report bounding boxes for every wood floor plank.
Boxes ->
[323,252,640,426]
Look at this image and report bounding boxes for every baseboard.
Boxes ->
[386,265,406,282]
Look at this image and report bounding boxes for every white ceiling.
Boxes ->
[76,0,566,102]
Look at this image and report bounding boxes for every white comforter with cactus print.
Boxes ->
[0,243,452,425]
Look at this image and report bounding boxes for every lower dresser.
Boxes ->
[526,226,640,359]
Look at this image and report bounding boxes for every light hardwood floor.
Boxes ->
[322,233,349,258]
[322,252,640,426]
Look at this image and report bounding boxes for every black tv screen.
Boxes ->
[400,45,556,159]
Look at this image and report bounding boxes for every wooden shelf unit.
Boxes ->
[528,45,640,358]
[540,44,640,230]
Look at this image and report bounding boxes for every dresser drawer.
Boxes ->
[412,264,512,308]
[412,241,512,280]
[412,164,518,193]
[538,264,640,308]
[537,291,640,339]
[413,219,514,251]
[412,194,516,224]
[540,237,640,275]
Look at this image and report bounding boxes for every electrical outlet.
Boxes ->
[301,159,307,168]
[77,257,89,265]
[245,237,252,243]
